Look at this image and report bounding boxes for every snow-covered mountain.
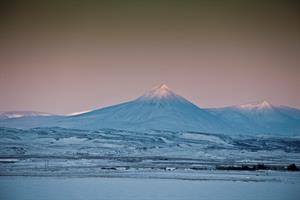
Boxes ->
[0,85,299,135]
[0,111,53,120]
[58,84,231,133]
[208,101,300,135]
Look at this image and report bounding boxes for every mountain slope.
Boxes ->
[58,84,231,132]
[0,86,300,135]
[208,101,300,135]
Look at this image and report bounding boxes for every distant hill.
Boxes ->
[0,111,53,120]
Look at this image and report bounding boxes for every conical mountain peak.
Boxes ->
[158,84,169,90]
[138,84,178,100]
[151,84,172,96]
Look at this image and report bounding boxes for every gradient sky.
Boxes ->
[0,1,300,114]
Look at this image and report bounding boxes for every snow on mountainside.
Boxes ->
[0,85,300,135]
[208,101,300,135]
[236,100,272,110]
[58,84,231,133]
[0,111,53,120]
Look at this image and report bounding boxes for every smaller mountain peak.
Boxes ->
[260,100,271,108]
[0,111,53,119]
[237,100,272,110]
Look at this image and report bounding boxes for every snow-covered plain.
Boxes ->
[1,127,300,200]
[1,127,299,178]
[1,176,300,200]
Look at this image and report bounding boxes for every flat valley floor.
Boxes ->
[1,176,300,200]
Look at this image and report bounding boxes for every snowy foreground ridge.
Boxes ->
[1,84,300,135]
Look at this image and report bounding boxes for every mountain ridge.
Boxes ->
[0,84,299,135]
[0,111,54,120]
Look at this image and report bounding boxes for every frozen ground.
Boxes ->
[1,176,300,200]
[1,127,300,199]
[1,127,300,177]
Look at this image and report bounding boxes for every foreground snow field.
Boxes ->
[1,127,300,177]
[1,176,300,200]
[1,126,299,199]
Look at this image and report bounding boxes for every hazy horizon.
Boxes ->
[1,1,299,114]
[0,82,299,115]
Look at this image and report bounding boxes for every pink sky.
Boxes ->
[0,1,299,114]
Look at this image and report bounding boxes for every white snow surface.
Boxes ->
[1,176,300,200]
[0,111,53,119]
